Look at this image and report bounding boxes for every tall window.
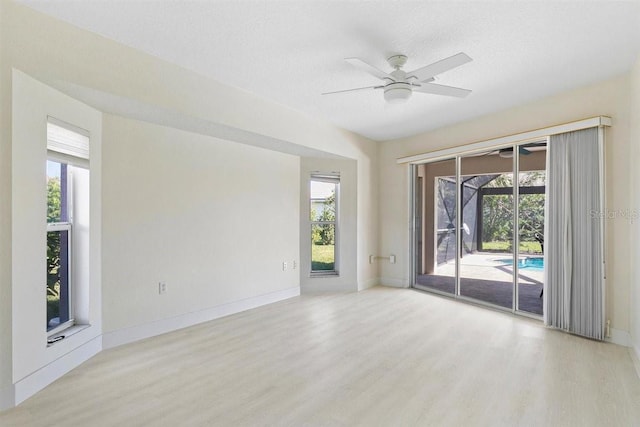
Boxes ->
[46,119,90,335]
[310,174,339,275]
[47,160,72,332]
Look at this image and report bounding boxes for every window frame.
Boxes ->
[45,117,90,338]
[46,160,75,336]
[309,174,340,276]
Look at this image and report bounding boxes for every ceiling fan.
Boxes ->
[322,52,472,104]
[487,142,548,158]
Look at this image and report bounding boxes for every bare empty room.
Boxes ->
[1,1,640,425]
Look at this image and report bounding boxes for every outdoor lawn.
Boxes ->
[483,240,542,254]
[312,244,335,271]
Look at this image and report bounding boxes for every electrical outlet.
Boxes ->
[390,255,396,264]
[158,282,167,295]
[292,260,297,270]
[282,261,287,271]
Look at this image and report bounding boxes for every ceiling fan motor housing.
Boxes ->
[387,54,408,69]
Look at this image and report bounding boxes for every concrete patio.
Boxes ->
[416,252,543,315]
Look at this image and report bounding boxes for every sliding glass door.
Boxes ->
[459,150,514,309]
[516,142,547,315]
[413,158,457,295]
[412,141,547,318]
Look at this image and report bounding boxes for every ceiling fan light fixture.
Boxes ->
[499,148,514,158]
[384,82,412,104]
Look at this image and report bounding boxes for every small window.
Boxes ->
[310,174,339,275]
[47,160,73,332]
[46,118,90,336]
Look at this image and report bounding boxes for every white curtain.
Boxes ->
[544,127,604,340]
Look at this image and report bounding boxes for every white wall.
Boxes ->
[0,0,13,409]
[101,115,300,336]
[378,75,633,337]
[0,1,377,292]
[300,158,358,293]
[630,57,640,364]
[356,148,379,291]
[11,70,103,403]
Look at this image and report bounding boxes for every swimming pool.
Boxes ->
[496,257,544,271]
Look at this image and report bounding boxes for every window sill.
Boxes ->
[47,324,90,347]
[310,271,340,278]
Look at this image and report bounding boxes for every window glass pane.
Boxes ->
[47,160,68,223]
[459,153,514,310]
[517,174,545,255]
[310,180,336,221]
[47,229,70,331]
[517,142,547,315]
[311,178,337,273]
[413,159,457,295]
[311,224,335,271]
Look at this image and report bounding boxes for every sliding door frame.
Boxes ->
[405,116,611,320]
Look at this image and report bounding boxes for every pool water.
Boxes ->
[496,257,544,271]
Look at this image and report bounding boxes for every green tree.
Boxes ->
[47,177,61,316]
[311,191,335,245]
[482,175,514,244]
[47,176,61,222]
[481,172,545,251]
[516,172,545,246]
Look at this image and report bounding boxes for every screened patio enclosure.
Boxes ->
[414,143,546,316]
[435,174,501,265]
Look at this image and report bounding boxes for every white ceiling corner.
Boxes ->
[18,0,640,141]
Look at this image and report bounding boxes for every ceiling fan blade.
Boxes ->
[467,150,496,157]
[345,58,396,81]
[322,85,383,95]
[522,141,547,148]
[497,146,533,157]
[407,52,472,82]
[412,82,472,98]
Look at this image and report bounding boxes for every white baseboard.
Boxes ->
[14,335,102,406]
[606,327,631,347]
[103,286,300,349]
[358,277,378,291]
[378,277,409,288]
[301,283,355,294]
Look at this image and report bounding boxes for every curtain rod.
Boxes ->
[396,116,612,164]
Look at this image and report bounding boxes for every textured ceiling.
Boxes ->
[19,1,640,141]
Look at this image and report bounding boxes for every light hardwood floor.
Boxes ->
[2,287,639,426]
